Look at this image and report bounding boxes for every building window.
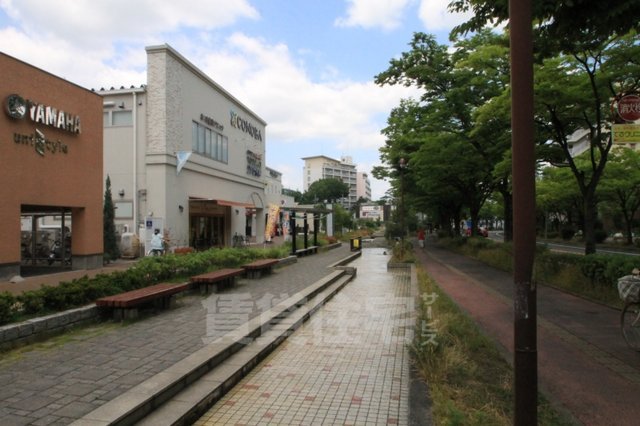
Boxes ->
[114,201,133,219]
[192,121,228,163]
[112,110,133,126]
[103,110,133,127]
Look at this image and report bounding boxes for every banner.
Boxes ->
[176,151,192,175]
[265,204,280,240]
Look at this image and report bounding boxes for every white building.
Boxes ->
[302,155,359,208]
[356,171,371,201]
[265,166,296,209]
[101,44,268,251]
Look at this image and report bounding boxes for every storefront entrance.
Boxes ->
[190,215,225,250]
[189,200,228,250]
[20,206,72,276]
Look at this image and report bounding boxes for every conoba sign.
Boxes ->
[229,109,262,142]
[4,94,81,134]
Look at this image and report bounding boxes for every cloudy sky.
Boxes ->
[0,0,470,199]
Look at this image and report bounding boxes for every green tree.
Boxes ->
[449,0,640,54]
[598,148,640,244]
[375,31,512,238]
[302,178,350,204]
[332,203,354,234]
[535,33,640,253]
[103,175,119,262]
[536,165,583,238]
[351,196,369,219]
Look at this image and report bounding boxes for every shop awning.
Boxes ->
[216,199,255,208]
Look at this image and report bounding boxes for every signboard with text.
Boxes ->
[612,124,640,144]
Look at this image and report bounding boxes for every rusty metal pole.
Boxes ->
[510,0,537,424]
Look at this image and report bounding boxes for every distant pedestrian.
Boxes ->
[149,229,165,256]
[417,228,425,249]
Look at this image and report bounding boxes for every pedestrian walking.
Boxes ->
[417,228,425,249]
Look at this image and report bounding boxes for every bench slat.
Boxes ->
[96,282,190,308]
[190,268,245,283]
[242,259,279,269]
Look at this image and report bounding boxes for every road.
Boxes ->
[488,231,640,256]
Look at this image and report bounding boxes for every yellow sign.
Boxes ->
[613,124,640,144]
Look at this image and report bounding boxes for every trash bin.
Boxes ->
[350,236,362,251]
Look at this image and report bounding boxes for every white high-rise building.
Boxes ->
[302,155,364,208]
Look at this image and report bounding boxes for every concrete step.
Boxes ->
[71,267,357,426]
[138,274,354,426]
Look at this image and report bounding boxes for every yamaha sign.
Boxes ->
[4,93,82,134]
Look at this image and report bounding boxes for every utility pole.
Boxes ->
[510,0,538,424]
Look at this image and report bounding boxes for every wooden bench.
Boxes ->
[96,282,190,320]
[295,246,319,257]
[190,268,245,293]
[242,258,279,279]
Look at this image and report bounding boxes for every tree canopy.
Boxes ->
[449,0,640,54]
[301,178,350,204]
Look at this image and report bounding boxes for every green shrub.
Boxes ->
[594,229,608,244]
[560,227,575,240]
[17,290,45,314]
[0,292,17,324]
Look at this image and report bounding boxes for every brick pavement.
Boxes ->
[0,245,354,426]
[195,247,414,426]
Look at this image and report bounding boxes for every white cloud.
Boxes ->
[194,33,418,148]
[334,0,413,31]
[417,0,473,32]
[1,0,259,48]
[191,33,418,199]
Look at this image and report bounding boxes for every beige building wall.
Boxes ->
[102,44,268,250]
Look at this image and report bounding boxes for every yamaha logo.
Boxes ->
[5,94,27,119]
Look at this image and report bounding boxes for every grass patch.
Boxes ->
[0,320,121,366]
[413,266,575,425]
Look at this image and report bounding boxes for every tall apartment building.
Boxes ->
[357,171,372,201]
[302,155,370,209]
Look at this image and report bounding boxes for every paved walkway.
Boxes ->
[195,248,413,426]
[0,245,358,425]
[415,237,640,425]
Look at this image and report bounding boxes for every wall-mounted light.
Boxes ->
[179,205,184,213]
[235,209,240,215]
[118,101,125,109]
[118,189,125,197]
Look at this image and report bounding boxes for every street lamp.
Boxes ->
[399,157,407,258]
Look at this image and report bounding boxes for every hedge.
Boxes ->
[443,237,638,297]
[1,246,288,326]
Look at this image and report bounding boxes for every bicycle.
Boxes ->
[232,233,247,248]
[618,274,640,350]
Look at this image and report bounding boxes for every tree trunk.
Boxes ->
[501,189,513,242]
[624,211,634,245]
[583,191,598,254]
